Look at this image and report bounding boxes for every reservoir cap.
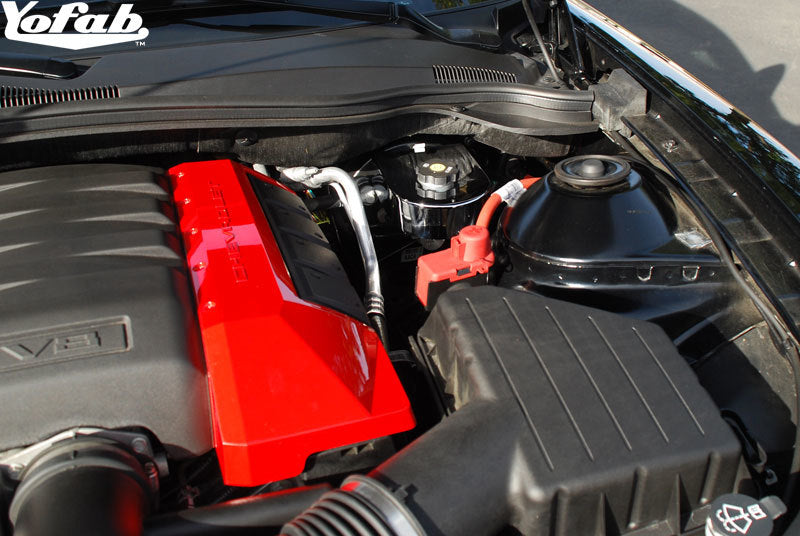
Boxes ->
[705,494,786,536]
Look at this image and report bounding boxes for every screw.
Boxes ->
[144,462,159,492]
[205,301,216,310]
[192,262,206,271]
[235,130,258,146]
[145,462,157,477]
[662,139,679,153]
[131,437,148,454]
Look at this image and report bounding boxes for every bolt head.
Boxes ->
[131,438,148,454]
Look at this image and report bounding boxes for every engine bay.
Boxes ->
[0,127,794,536]
[0,0,797,531]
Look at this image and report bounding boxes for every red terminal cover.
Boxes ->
[169,160,415,486]
[415,225,495,307]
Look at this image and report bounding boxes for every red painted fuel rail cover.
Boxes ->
[169,160,415,486]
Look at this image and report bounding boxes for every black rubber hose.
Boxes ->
[522,0,560,82]
[368,401,513,536]
[369,312,390,349]
[145,485,330,536]
[283,401,515,536]
[282,476,423,536]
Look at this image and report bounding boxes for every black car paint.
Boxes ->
[569,1,800,353]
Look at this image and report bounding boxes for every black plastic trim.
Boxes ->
[250,176,369,324]
[0,83,595,142]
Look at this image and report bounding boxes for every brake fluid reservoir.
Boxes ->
[373,143,490,247]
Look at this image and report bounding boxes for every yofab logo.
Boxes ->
[2,1,149,50]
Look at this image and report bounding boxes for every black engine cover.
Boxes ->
[0,164,210,457]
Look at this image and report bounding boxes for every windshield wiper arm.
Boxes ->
[4,0,501,50]
[0,52,79,80]
[203,0,501,50]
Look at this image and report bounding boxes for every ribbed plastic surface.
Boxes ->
[432,65,517,84]
[420,287,742,535]
[0,85,119,108]
[0,164,211,456]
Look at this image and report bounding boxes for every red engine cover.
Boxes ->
[169,160,415,486]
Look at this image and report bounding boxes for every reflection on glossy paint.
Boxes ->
[569,0,732,116]
[569,0,800,219]
[169,160,414,486]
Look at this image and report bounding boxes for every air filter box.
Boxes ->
[416,286,742,535]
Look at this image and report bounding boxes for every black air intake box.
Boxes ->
[415,287,742,535]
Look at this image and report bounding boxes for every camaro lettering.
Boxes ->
[209,182,248,283]
[1,1,149,50]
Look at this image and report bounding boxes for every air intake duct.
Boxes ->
[9,438,154,536]
[282,476,424,536]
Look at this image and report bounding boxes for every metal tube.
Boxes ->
[522,0,561,82]
[279,166,387,343]
[313,167,381,302]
